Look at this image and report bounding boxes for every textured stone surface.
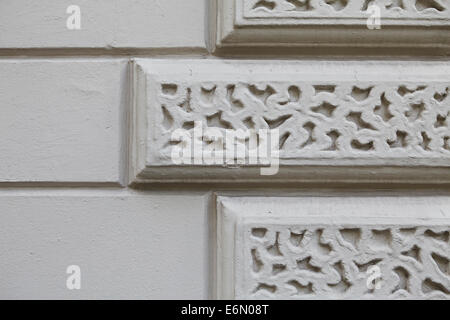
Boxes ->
[0,59,127,184]
[131,59,450,183]
[2,1,450,301]
[217,196,450,299]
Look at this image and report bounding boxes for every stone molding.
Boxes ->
[216,0,450,51]
[130,59,450,183]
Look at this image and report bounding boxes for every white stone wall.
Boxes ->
[0,0,210,299]
[0,0,449,299]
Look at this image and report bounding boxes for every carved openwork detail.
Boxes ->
[242,224,450,299]
[245,0,450,20]
[217,196,450,299]
[131,60,450,182]
[156,81,450,160]
[216,0,450,50]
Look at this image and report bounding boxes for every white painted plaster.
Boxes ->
[0,0,207,50]
[0,59,127,184]
[0,190,210,299]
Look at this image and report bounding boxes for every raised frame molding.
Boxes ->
[130,59,450,184]
[216,0,450,52]
[216,196,450,299]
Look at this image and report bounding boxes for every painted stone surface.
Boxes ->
[217,196,450,299]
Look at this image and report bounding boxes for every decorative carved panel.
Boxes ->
[217,196,450,299]
[130,59,450,183]
[216,0,450,51]
[244,0,450,20]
